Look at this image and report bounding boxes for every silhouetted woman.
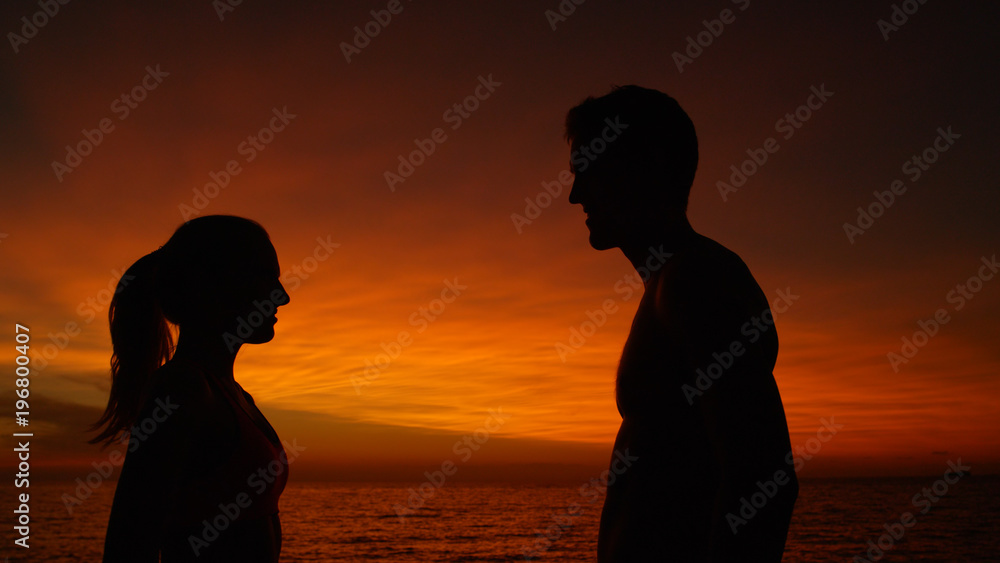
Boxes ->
[92,215,291,562]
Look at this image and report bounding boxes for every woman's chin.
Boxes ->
[242,328,276,345]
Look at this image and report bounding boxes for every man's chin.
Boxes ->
[588,231,618,251]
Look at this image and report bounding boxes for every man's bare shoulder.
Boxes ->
[657,235,755,299]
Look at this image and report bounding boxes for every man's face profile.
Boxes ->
[569,144,645,251]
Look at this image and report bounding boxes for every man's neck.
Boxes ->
[620,217,697,273]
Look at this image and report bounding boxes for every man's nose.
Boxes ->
[569,176,582,204]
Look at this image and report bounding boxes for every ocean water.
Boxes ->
[3,476,998,562]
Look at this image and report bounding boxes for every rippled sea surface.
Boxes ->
[5,476,998,561]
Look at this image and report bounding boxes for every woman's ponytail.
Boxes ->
[89,249,174,448]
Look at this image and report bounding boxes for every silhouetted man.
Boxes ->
[565,86,797,562]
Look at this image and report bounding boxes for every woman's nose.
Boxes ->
[275,282,291,306]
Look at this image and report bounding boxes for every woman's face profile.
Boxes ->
[199,237,290,346]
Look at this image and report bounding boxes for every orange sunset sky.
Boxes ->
[0,0,998,485]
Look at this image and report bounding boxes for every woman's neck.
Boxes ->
[172,329,239,383]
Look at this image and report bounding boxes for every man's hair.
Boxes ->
[564,85,698,209]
